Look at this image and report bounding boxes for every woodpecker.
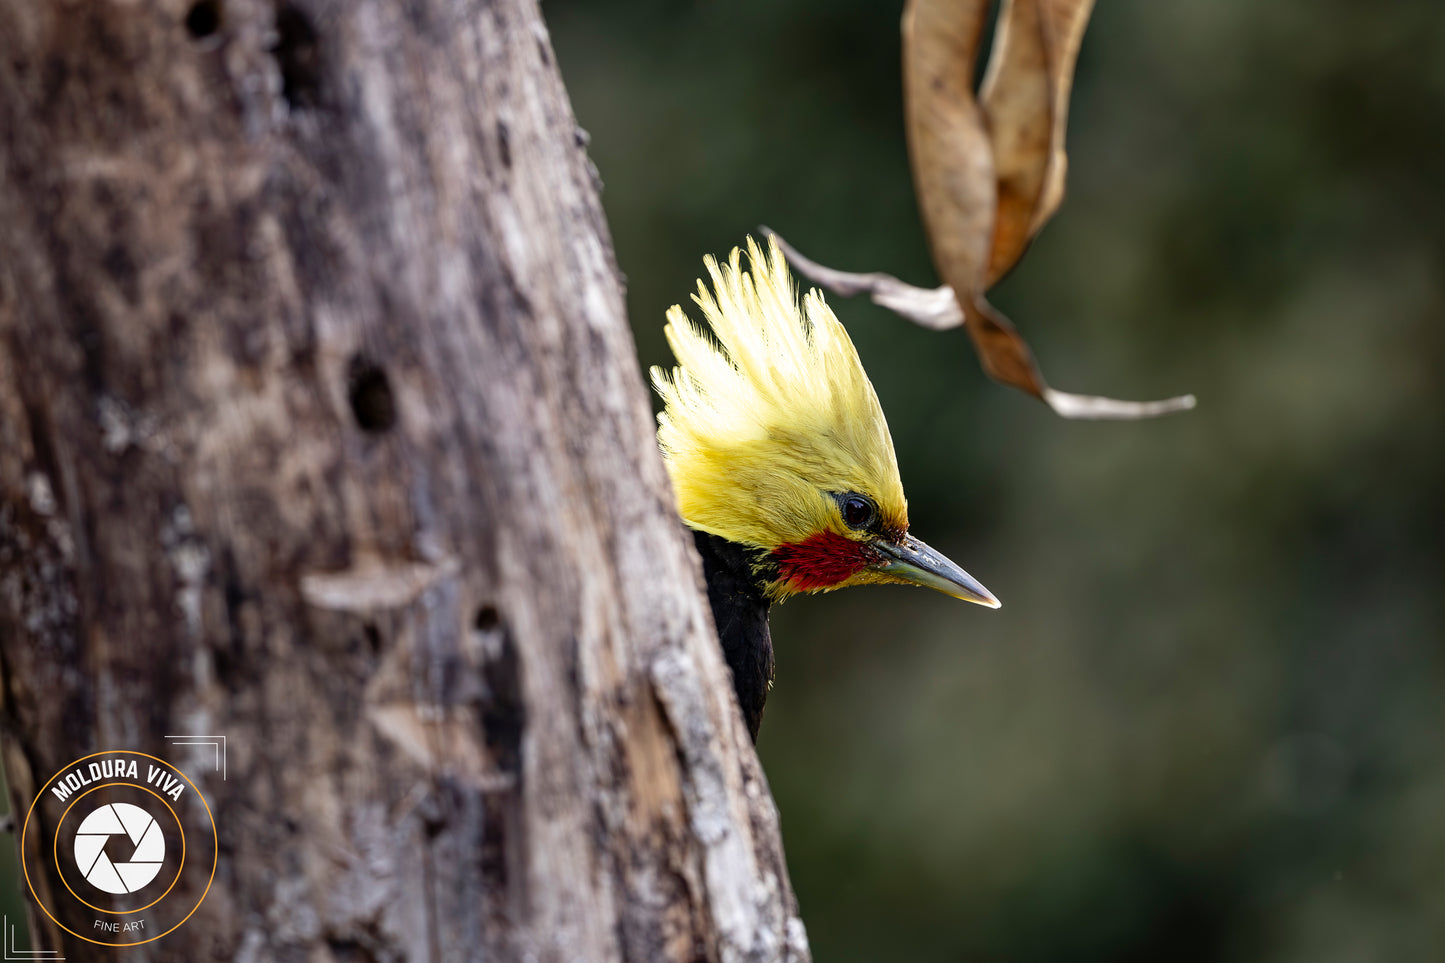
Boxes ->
[652,237,1000,741]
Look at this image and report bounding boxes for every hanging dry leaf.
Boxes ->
[902,0,996,298]
[1030,0,1098,234]
[978,0,1053,285]
[771,0,1194,421]
[981,0,1097,282]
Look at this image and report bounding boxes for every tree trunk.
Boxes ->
[0,1,808,960]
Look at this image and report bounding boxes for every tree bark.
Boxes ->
[0,1,808,960]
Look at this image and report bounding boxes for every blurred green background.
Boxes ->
[2,1,1440,958]
[549,0,1445,960]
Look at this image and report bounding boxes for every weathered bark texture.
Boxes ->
[0,1,809,960]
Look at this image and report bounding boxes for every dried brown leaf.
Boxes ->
[903,0,996,298]
[978,0,1052,285]
[768,0,1191,420]
[904,0,1057,404]
[962,293,1048,394]
[1030,0,1096,233]
[979,0,1097,283]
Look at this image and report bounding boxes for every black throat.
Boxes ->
[692,530,775,742]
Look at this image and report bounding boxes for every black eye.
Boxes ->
[839,494,876,530]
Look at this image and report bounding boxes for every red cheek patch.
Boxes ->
[772,531,874,593]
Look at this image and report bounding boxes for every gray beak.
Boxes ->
[870,533,1001,608]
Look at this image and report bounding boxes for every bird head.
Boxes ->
[651,236,999,608]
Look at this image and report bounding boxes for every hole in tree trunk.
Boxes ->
[185,0,222,39]
[347,356,396,433]
[474,606,500,632]
[362,622,382,655]
[271,3,321,110]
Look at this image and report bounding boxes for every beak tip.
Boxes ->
[871,533,1002,611]
[962,589,1001,610]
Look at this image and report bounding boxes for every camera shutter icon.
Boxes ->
[72,802,166,895]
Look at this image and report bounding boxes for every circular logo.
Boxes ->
[73,802,167,895]
[20,751,217,947]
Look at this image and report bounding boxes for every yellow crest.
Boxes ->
[651,237,908,557]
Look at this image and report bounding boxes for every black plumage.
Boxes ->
[692,530,774,742]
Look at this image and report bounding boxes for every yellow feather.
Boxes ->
[651,237,909,572]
